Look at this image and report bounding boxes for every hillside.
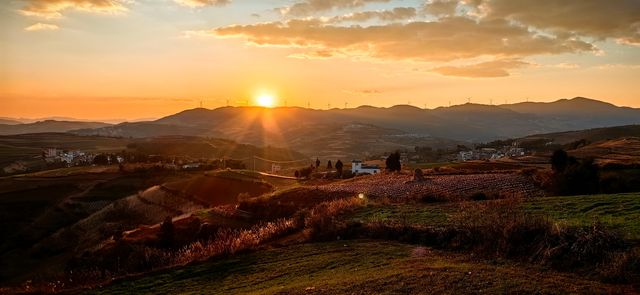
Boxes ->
[71,98,640,157]
[569,137,640,165]
[0,120,111,135]
[520,124,640,145]
[0,168,292,283]
[0,119,21,125]
[90,192,640,294]
[0,133,307,175]
[91,240,630,294]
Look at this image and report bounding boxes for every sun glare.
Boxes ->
[256,94,276,108]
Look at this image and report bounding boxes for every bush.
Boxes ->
[470,192,487,201]
[303,197,364,241]
[385,151,401,172]
[157,216,174,248]
[599,248,640,284]
[299,166,314,178]
[549,151,600,195]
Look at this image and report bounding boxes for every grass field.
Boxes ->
[524,193,640,240]
[350,193,640,240]
[89,240,631,294]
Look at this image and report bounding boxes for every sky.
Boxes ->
[1,0,639,121]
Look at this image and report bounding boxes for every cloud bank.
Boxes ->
[20,0,130,18]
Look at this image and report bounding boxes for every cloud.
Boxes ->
[327,7,417,23]
[280,0,391,16]
[423,0,458,16]
[548,63,580,69]
[174,0,230,8]
[20,0,130,18]
[212,17,594,63]
[473,0,640,45]
[24,22,60,31]
[344,89,383,96]
[431,59,530,77]
[288,49,345,59]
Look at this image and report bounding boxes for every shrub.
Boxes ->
[299,166,314,178]
[599,248,640,284]
[470,192,487,201]
[303,197,364,241]
[385,151,401,172]
[157,216,174,248]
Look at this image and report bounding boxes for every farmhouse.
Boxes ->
[351,160,380,174]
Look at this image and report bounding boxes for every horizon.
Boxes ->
[1,96,637,123]
[2,1,639,120]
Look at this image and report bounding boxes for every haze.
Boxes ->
[1,0,639,120]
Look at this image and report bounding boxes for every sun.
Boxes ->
[255,94,276,108]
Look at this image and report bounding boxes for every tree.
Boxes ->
[335,160,343,176]
[93,154,109,165]
[157,216,174,248]
[327,160,333,169]
[299,166,313,178]
[551,149,569,172]
[550,150,600,195]
[385,151,401,172]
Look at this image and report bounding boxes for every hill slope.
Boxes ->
[74,98,640,150]
[91,240,631,294]
[0,120,111,135]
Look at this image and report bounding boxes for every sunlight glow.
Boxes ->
[256,94,276,108]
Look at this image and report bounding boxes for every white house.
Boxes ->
[351,160,380,174]
[271,163,281,173]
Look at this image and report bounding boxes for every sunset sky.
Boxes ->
[1,0,639,121]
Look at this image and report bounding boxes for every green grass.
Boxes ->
[350,203,451,226]
[349,193,640,240]
[524,193,640,240]
[88,240,629,294]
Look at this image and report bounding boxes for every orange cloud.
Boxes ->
[327,7,417,23]
[20,0,129,18]
[432,59,530,77]
[174,0,231,8]
[213,17,594,63]
[24,23,60,31]
[423,0,458,16]
[471,0,640,44]
[281,0,391,16]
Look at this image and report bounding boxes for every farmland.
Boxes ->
[90,240,632,294]
[2,165,640,293]
[349,192,640,240]
[318,172,545,200]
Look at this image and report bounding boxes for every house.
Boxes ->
[182,163,201,170]
[351,160,380,174]
[458,151,475,161]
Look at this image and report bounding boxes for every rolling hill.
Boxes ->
[520,124,640,145]
[75,97,640,141]
[0,120,112,136]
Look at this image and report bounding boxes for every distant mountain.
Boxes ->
[0,118,22,125]
[500,97,640,130]
[0,116,156,124]
[71,97,640,157]
[520,124,640,145]
[0,120,112,135]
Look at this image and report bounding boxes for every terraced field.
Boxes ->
[318,173,544,200]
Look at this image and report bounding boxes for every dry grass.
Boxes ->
[318,173,545,201]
